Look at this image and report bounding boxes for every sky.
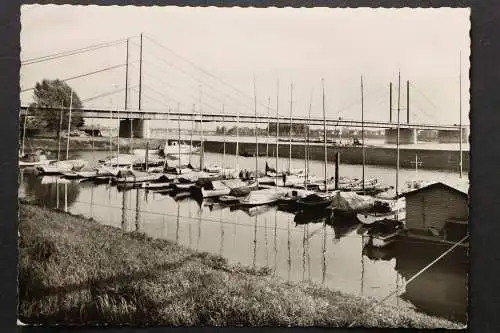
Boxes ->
[20,5,470,128]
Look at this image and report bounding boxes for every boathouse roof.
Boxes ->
[402,181,469,197]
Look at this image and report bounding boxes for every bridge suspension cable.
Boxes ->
[20,62,137,93]
[143,33,276,113]
[21,37,132,66]
[81,85,138,104]
[132,41,252,113]
[129,63,221,114]
[408,82,443,112]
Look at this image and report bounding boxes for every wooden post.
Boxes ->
[335,152,340,190]
[389,82,393,123]
[407,80,410,124]
[138,33,143,111]
[145,141,149,171]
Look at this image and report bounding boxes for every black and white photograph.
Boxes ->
[18,5,470,328]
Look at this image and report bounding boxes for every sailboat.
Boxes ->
[19,152,53,167]
[297,79,335,211]
[163,141,200,156]
[357,74,406,241]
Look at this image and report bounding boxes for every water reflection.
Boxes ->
[18,164,468,324]
[22,173,80,208]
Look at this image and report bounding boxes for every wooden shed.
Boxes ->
[402,182,468,244]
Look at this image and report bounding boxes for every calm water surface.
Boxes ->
[18,150,468,324]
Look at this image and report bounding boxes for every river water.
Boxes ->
[18,150,468,324]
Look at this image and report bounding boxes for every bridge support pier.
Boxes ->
[437,128,468,143]
[119,119,149,138]
[385,128,417,144]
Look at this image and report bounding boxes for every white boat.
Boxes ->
[356,197,406,225]
[173,182,195,191]
[37,159,87,175]
[204,163,223,174]
[19,153,53,167]
[40,175,71,185]
[142,182,171,189]
[115,170,166,184]
[198,179,251,198]
[163,141,200,156]
[239,189,283,207]
[199,180,231,198]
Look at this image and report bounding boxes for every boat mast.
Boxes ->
[396,71,401,197]
[459,51,463,179]
[306,90,313,190]
[21,106,28,157]
[361,75,365,195]
[190,104,194,166]
[117,105,120,160]
[267,97,270,160]
[199,86,204,171]
[322,78,327,194]
[108,103,112,165]
[66,88,73,160]
[276,80,280,175]
[57,101,63,161]
[254,77,259,187]
[236,110,240,171]
[178,103,181,171]
[289,82,293,173]
[222,104,226,174]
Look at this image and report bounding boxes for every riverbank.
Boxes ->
[18,203,461,328]
[21,136,164,153]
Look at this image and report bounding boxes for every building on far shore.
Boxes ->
[402,182,469,245]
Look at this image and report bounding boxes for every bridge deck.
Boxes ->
[20,106,464,130]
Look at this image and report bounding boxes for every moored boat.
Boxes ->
[277,189,315,211]
[362,218,405,247]
[239,189,283,207]
[356,197,406,225]
[19,153,53,167]
[163,141,200,156]
[328,191,374,217]
[36,159,86,175]
[115,170,167,184]
[296,191,336,211]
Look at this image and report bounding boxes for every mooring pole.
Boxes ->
[361,75,365,195]
[138,33,143,111]
[335,152,340,190]
[459,52,463,179]
[406,80,410,124]
[389,82,393,123]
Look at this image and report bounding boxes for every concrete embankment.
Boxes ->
[23,136,468,171]
[18,202,461,328]
[202,140,469,171]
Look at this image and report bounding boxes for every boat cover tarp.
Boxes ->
[229,186,251,197]
[301,193,332,203]
[221,179,247,189]
[330,191,374,211]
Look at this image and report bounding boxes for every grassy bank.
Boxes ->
[18,203,462,328]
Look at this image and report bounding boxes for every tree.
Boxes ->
[28,79,84,137]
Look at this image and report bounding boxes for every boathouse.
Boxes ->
[402,182,468,244]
